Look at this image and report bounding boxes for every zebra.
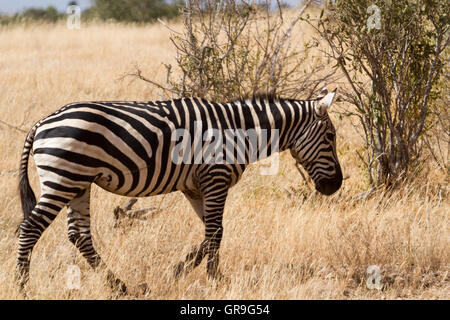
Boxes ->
[16,87,343,293]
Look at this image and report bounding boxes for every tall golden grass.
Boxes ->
[0,21,448,299]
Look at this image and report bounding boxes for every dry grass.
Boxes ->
[0,22,448,300]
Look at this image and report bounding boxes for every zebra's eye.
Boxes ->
[326,132,334,141]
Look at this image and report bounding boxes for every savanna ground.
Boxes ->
[0,21,448,300]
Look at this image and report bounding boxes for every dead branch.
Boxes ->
[0,119,27,133]
[132,0,338,101]
[113,198,164,227]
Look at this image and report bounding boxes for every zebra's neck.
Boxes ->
[200,96,316,164]
[229,97,315,156]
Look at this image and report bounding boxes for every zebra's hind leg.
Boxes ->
[16,195,69,291]
[67,186,127,294]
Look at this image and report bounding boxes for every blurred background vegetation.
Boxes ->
[0,0,184,24]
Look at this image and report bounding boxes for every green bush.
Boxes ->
[308,0,449,187]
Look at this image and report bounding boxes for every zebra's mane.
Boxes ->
[236,93,280,103]
[184,92,321,106]
[228,92,321,104]
[216,93,289,104]
[188,94,281,106]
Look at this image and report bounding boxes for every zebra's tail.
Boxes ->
[18,125,38,233]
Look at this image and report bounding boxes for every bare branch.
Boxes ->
[0,119,28,133]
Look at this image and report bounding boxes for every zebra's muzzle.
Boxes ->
[315,166,343,196]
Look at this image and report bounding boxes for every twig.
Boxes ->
[0,119,27,133]
[122,64,179,96]
[157,18,182,36]
[113,198,164,227]
[295,161,313,190]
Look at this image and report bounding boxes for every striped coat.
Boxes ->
[17,89,342,292]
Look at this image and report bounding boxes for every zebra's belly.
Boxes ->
[93,174,180,197]
[92,162,198,197]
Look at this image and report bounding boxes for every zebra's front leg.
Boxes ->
[174,192,208,279]
[174,182,228,280]
[203,182,228,280]
[204,220,224,280]
[67,187,126,294]
[173,221,225,280]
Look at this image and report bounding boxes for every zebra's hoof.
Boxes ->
[207,269,228,283]
[15,266,29,291]
[137,282,150,296]
[111,279,127,295]
[107,271,127,295]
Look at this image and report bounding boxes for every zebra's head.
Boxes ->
[290,87,343,196]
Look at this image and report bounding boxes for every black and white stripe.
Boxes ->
[16,88,342,291]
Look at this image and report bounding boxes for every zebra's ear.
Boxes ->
[319,87,328,97]
[315,87,337,116]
